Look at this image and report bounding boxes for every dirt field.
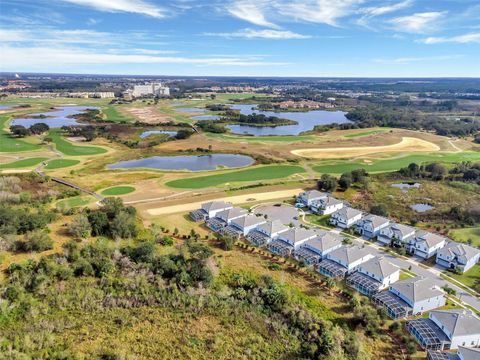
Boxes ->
[291,137,441,159]
[126,107,172,124]
[145,188,302,216]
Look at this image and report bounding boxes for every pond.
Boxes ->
[11,106,98,128]
[410,203,434,212]
[175,107,207,113]
[139,130,177,139]
[192,115,221,121]
[225,104,351,136]
[108,154,255,171]
[0,104,15,110]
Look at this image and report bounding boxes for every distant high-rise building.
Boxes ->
[131,83,170,97]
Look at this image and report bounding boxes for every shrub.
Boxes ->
[68,214,92,239]
[17,230,53,252]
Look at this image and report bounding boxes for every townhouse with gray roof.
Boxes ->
[407,309,480,351]
[317,244,375,278]
[190,201,233,221]
[294,230,344,265]
[246,219,289,246]
[407,231,448,259]
[373,276,446,319]
[267,227,317,256]
[436,242,480,273]
[330,207,363,229]
[296,190,327,207]
[428,346,480,360]
[206,207,248,232]
[356,214,390,239]
[310,196,344,215]
[221,214,266,239]
[377,223,416,246]
[346,257,400,297]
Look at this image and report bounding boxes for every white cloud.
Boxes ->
[60,0,167,18]
[389,11,446,33]
[205,28,310,39]
[373,54,463,64]
[420,32,480,44]
[362,0,413,17]
[227,1,276,28]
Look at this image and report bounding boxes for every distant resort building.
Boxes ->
[356,214,390,239]
[317,245,374,279]
[126,82,170,98]
[377,223,416,246]
[407,231,448,259]
[329,207,363,229]
[372,276,445,319]
[407,309,480,351]
[346,257,400,297]
[294,231,344,265]
[436,242,480,273]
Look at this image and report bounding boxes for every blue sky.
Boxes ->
[1,0,479,77]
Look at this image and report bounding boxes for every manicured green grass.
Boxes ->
[101,185,136,196]
[0,157,47,169]
[56,195,95,208]
[166,165,305,189]
[446,265,480,292]
[313,152,480,174]
[450,227,480,247]
[44,159,80,170]
[49,129,107,156]
[0,115,42,152]
[343,129,388,138]
[102,105,134,123]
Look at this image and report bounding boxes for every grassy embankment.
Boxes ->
[450,227,480,247]
[101,186,136,196]
[44,159,81,170]
[102,105,135,123]
[49,129,107,156]
[165,165,305,189]
[0,157,47,169]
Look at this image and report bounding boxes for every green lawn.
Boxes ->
[166,165,305,189]
[313,152,480,174]
[102,105,134,123]
[0,115,42,152]
[449,227,480,247]
[343,129,388,138]
[44,159,80,170]
[49,129,107,156]
[56,195,95,208]
[446,265,480,292]
[0,157,47,169]
[101,185,136,196]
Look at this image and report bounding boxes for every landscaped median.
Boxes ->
[165,164,306,189]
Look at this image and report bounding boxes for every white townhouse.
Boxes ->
[317,245,375,278]
[206,207,248,232]
[222,214,266,238]
[436,242,480,273]
[408,231,448,259]
[267,227,317,256]
[247,219,289,246]
[347,257,400,297]
[428,346,480,360]
[296,190,327,207]
[356,214,390,239]
[330,207,363,229]
[190,201,233,221]
[408,310,480,351]
[378,223,416,246]
[310,196,344,215]
[373,276,446,319]
[294,230,344,265]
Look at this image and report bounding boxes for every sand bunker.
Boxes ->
[291,137,440,159]
[126,107,172,124]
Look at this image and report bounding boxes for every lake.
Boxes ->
[410,203,434,212]
[175,107,207,113]
[139,130,177,139]
[192,115,221,121]
[11,106,98,128]
[108,154,255,171]
[225,104,351,136]
[0,104,15,110]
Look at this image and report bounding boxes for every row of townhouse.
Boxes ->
[190,200,480,352]
[298,190,480,273]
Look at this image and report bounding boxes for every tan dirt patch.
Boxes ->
[290,137,440,159]
[126,107,172,124]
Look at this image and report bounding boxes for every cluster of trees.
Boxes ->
[399,161,480,183]
[227,113,296,126]
[61,125,97,141]
[70,108,103,123]
[10,123,50,137]
[317,169,369,192]
[205,104,229,111]
[196,120,227,133]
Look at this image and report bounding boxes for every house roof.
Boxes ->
[415,231,448,248]
[329,245,373,265]
[231,214,266,229]
[458,346,480,360]
[299,190,327,201]
[202,201,233,212]
[280,227,317,244]
[361,257,399,279]
[304,232,343,253]
[257,219,288,235]
[437,242,480,264]
[216,207,248,221]
[390,276,444,303]
[390,223,416,237]
[431,310,480,338]
[318,196,343,207]
[363,214,390,228]
[333,206,363,220]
